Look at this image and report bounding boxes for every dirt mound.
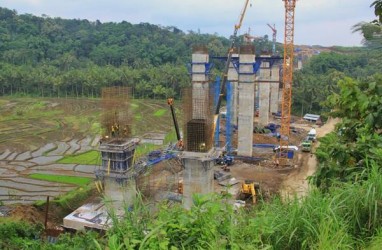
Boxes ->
[10,205,46,225]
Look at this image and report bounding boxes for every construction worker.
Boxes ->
[111,125,116,137]
[123,125,129,137]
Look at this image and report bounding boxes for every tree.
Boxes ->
[312,75,382,189]
[353,1,382,48]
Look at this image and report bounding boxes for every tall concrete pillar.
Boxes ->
[228,52,239,126]
[181,151,215,209]
[181,46,215,209]
[258,55,271,126]
[270,64,280,114]
[237,45,255,157]
[191,46,210,120]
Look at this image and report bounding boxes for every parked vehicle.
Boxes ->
[307,128,317,142]
[301,140,312,152]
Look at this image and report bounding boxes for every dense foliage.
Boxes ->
[3,166,382,249]
[312,74,382,189]
[311,2,382,189]
[293,1,382,116]
[0,7,277,99]
[292,49,382,116]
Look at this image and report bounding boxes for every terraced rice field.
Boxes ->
[0,136,100,204]
[0,97,174,204]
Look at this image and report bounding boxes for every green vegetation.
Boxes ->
[164,130,178,144]
[134,143,160,159]
[0,220,100,249]
[57,150,100,165]
[153,108,167,117]
[1,2,382,249]
[311,74,382,190]
[98,165,382,249]
[293,0,382,116]
[0,7,279,100]
[29,173,91,186]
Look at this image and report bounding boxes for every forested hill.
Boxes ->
[0,7,231,67]
[0,7,239,98]
[0,6,367,101]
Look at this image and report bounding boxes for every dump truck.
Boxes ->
[301,140,312,152]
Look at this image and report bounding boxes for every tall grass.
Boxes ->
[103,163,382,249]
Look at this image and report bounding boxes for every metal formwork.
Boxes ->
[136,159,183,201]
[183,85,214,152]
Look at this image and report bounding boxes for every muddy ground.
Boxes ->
[217,117,338,200]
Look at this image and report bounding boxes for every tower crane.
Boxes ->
[267,23,277,54]
[213,0,251,138]
[277,0,297,166]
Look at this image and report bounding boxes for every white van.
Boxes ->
[273,145,299,152]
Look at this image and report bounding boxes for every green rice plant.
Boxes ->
[90,122,102,134]
[134,143,160,159]
[131,103,139,109]
[164,130,178,144]
[153,109,167,117]
[28,173,91,186]
[58,150,100,165]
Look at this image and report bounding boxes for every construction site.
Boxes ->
[60,0,331,231]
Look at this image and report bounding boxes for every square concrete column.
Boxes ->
[181,151,216,209]
[98,138,138,208]
[228,53,239,126]
[259,83,270,126]
[270,64,280,114]
[104,178,137,208]
[237,45,256,157]
[192,46,209,120]
[258,56,271,126]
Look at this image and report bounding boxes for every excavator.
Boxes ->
[239,180,260,204]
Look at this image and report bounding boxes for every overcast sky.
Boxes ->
[1,0,377,46]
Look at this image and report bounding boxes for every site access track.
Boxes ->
[280,118,339,200]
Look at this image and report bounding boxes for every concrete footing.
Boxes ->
[181,150,216,209]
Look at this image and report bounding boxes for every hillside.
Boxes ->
[0,6,368,101]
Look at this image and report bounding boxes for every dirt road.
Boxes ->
[280,118,339,199]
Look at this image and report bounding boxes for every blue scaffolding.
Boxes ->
[226,81,233,153]
[214,76,221,147]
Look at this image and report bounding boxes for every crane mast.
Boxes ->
[213,0,251,135]
[278,0,297,165]
[267,23,277,54]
